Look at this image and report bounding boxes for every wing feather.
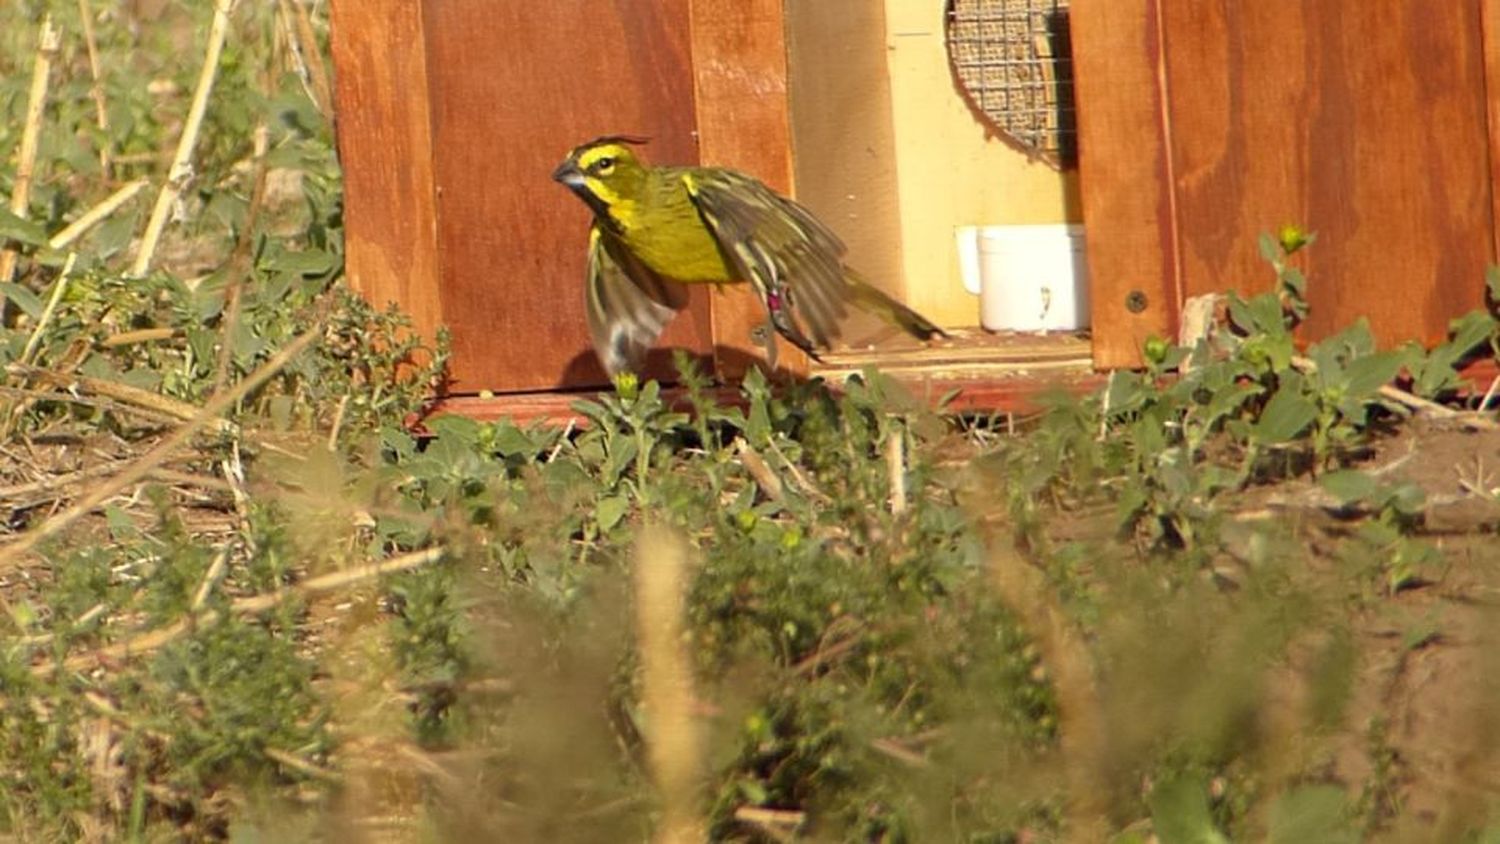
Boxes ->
[585,223,689,375]
[683,171,853,352]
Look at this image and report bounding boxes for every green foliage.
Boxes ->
[6,0,1500,836]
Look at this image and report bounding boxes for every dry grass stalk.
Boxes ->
[99,327,179,348]
[130,0,239,278]
[214,124,271,392]
[732,806,805,842]
[0,16,62,288]
[48,179,148,250]
[735,439,783,501]
[4,365,236,435]
[2,253,79,438]
[633,528,705,844]
[77,0,112,174]
[19,253,78,367]
[277,0,333,118]
[886,425,907,515]
[34,545,446,675]
[190,547,231,611]
[0,326,319,574]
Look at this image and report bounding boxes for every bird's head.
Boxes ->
[552,136,651,219]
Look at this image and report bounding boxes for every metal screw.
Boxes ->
[1125,290,1149,313]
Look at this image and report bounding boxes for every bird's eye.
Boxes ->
[593,156,616,174]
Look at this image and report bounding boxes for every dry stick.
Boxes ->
[1478,374,1500,413]
[886,424,907,515]
[0,16,62,288]
[1289,354,1457,418]
[326,393,349,451]
[18,253,77,366]
[278,0,333,118]
[100,327,179,348]
[2,253,79,438]
[77,0,112,174]
[0,460,223,502]
[190,546,231,611]
[0,327,319,574]
[634,529,705,844]
[130,0,239,278]
[32,546,445,675]
[47,179,149,250]
[214,124,271,393]
[3,365,236,434]
[735,439,783,501]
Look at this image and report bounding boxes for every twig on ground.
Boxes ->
[131,0,239,277]
[3,365,236,434]
[0,327,319,574]
[0,16,61,288]
[32,545,445,675]
[732,807,804,842]
[99,327,180,348]
[190,546,231,612]
[1478,374,1500,413]
[886,423,907,515]
[765,436,828,502]
[18,253,78,367]
[326,394,349,451]
[265,746,339,781]
[735,439,783,501]
[48,180,148,250]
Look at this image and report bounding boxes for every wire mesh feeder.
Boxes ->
[945,0,1077,168]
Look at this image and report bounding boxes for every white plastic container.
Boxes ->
[973,224,1089,332]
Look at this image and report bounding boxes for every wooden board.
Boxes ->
[329,0,444,352]
[1161,0,1494,347]
[1070,0,1180,369]
[415,0,714,393]
[689,0,810,381]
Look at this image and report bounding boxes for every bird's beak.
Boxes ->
[552,160,586,188]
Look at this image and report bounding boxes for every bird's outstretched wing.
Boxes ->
[585,222,690,375]
[680,170,853,357]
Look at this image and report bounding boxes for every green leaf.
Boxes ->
[1149,778,1230,844]
[1258,232,1280,264]
[0,282,44,320]
[595,494,629,532]
[261,247,338,276]
[426,413,483,446]
[1320,469,1379,504]
[1253,386,1317,443]
[0,208,47,246]
[492,422,537,457]
[1341,350,1404,399]
[1487,265,1500,306]
[1268,785,1355,844]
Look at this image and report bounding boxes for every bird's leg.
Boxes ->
[763,284,823,363]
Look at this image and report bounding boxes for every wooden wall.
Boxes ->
[334,0,714,393]
[1076,0,1500,368]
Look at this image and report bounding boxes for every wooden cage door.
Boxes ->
[1074,0,1500,369]
[333,0,715,394]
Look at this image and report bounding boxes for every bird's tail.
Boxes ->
[846,271,948,341]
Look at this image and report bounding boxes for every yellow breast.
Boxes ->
[614,173,736,283]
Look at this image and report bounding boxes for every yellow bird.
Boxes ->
[552,136,947,375]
